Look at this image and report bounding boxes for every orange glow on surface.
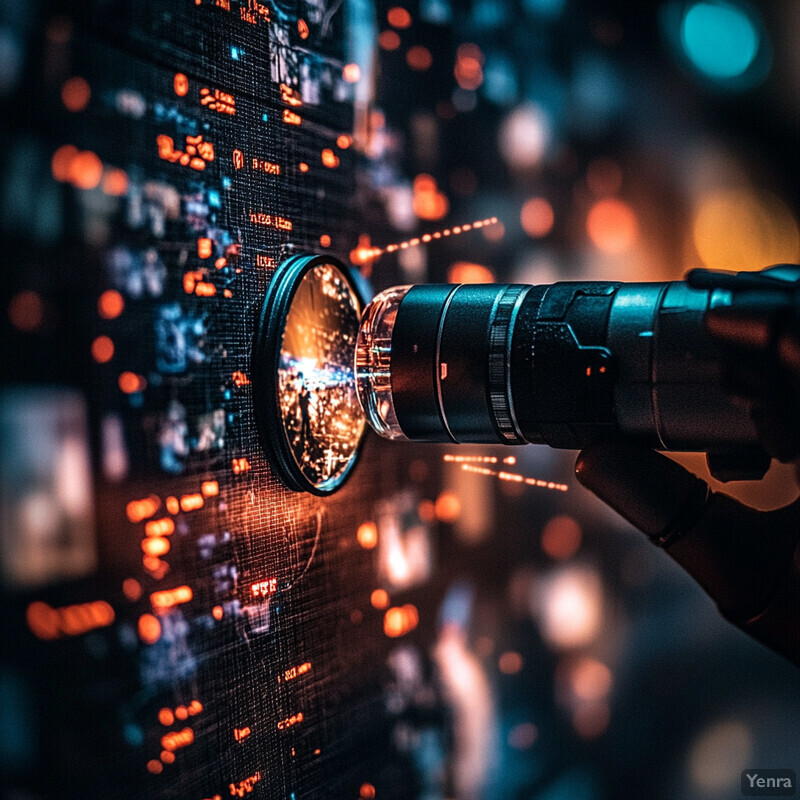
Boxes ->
[378,29,401,50]
[443,454,516,465]
[27,600,114,640]
[499,650,524,674]
[448,261,494,283]
[370,589,389,609]
[406,45,432,71]
[142,537,170,557]
[280,83,303,107]
[250,578,277,597]
[249,211,293,231]
[91,335,114,363]
[138,614,162,644]
[357,522,378,549]
[201,480,219,497]
[232,370,250,386]
[277,712,304,730]
[157,133,214,170]
[173,73,189,96]
[200,86,236,115]
[98,289,124,319]
[230,772,262,796]
[180,493,204,512]
[150,585,193,611]
[541,515,582,560]
[336,134,352,149]
[520,197,554,238]
[388,7,412,28]
[8,291,44,332]
[321,148,340,168]
[586,198,638,254]
[342,63,361,83]
[232,148,245,169]
[383,604,419,638]
[234,726,252,741]
[145,517,174,537]
[281,662,311,682]
[122,578,142,601]
[197,238,213,258]
[61,76,91,111]
[68,149,103,189]
[232,457,251,474]
[161,727,194,752]
[434,491,461,523]
[118,372,145,394]
[297,19,309,38]
[102,168,128,196]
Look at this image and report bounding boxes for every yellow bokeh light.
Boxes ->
[693,189,800,271]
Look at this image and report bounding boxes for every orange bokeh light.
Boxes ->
[123,578,142,601]
[336,134,352,149]
[138,613,162,644]
[541,515,582,560]
[384,604,419,638]
[434,491,461,523]
[320,234,331,248]
[91,335,114,363]
[102,168,129,196]
[342,63,361,83]
[67,150,103,190]
[586,198,638,254]
[448,261,494,283]
[371,589,389,609]
[357,522,378,549]
[118,371,145,394]
[173,73,189,97]
[51,144,79,182]
[8,290,44,332]
[321,148,340,168]
[406,45,432,71]
[61,76,91,112]
[98,289,124,319]
[520,197,554,238]
[387,7,412,28]
[378,30,401,50]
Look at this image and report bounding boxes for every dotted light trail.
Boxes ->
[443,454,516,465]
[351,217,500,265]
[461,463,568,492]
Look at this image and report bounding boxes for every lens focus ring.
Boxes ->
[487,285,530,443]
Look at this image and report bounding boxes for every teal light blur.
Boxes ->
[680,1,759,80]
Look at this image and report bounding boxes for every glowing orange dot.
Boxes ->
[336,134,352,149]
[572,702,610,739]
[417,499,435,522]
[321,148,340,168]
[118,372,145,394]
[51,144,78,182]
[166,496,179,515]
[91,335,114,363]
[586,198,638,254]
[360,784,376,800]
[197,237,213,259]
[434,491,461,523]
[138,613,161,645]
[141,537,170,557]
[388,7,412,28]
[26,601,60,640]
[406,46,432,71]
[160,750,175,764]
[61,76,91,112]
[98,289,124,320]
[8,291,44,332]
[123,578,142,601]
[541,515,582,560]
[146,759,163,774]
[212,605,224,620]
[298,162,309,173]
[520,197,554,238]
[483,221,505,241]
[175,705,188,721]
[383,604,419,638]
[67,150,103,190]
[343,63,361,83]
[319,234,331,248]
[173,73,189,97]
[298,19,309,39]
[357,522,378,549]
[371,589,389,609]
[378,29,401,50]
[499,650,524,674]
[158,707,175,726]
[102,168,128,196]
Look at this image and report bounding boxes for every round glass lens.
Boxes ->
[277,262,365,491]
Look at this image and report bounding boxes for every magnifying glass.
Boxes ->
[252,253,367,495]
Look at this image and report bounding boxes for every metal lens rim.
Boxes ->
[252,252,365,496]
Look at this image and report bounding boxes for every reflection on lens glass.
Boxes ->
[278,262,365,491]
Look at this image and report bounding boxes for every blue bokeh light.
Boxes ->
[680,1,759,80]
